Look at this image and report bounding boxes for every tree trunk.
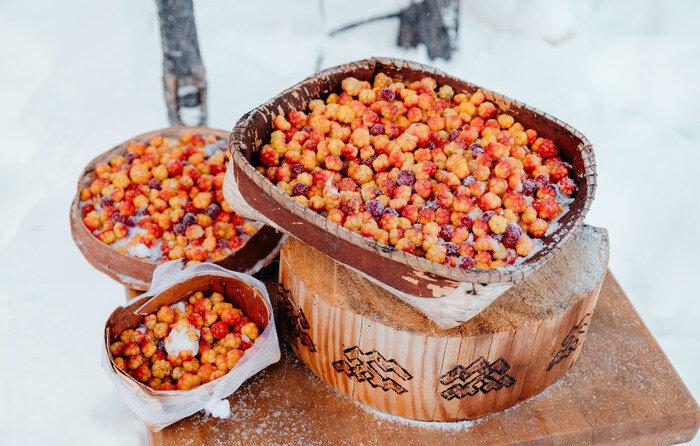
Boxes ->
[155,0,207,126]
[397,0,460,60]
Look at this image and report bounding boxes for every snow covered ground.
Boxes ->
[1,0,698,444]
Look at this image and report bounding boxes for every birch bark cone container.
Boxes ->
[103,264,278,431]
[224,57,597,303]
[277,225,609,421]
[70,126,285,291]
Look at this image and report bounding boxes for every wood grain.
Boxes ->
[148,272,699,445]
[275,225,608,421]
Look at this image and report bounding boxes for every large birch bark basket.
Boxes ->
[70,126,285,291]
[225,57,597,299]
[276,224,609,421]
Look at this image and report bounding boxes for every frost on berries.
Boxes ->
[253,73,578,270]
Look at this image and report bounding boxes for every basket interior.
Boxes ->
[107,275,269,343]
[232,57,595,282]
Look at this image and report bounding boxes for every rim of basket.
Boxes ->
[230,57,596,285]
[71,126,273,278]
[105,272,272,396]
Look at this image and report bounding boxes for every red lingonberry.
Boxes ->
[456,256,475,270]
[379,87,395,101]
[292,182,308,197]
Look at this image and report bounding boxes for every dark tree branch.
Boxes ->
[397,0,460,60]
[328,12,400,37]
[155,0,207,126]
[326,0,459,61]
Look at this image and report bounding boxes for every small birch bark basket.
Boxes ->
[70,126,285,291]
[276,225,609,421]
[103,264,276,431]
[225,57,597,299]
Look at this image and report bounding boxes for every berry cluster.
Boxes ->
[79,133,260,265]
[110,290,261,391]
[256,73,577,270]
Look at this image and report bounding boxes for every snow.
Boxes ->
[351,399,475,431]
[204,399,231,420]
[131,244,151,259]
[164,321,200,357]
[0,0,698,445]
[179,106,205,127]
[170,301,186,314]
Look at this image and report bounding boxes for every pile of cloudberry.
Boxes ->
[79,132,259,265]
[110,290,261,391]
[256,73,577,270]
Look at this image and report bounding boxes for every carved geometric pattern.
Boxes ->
[333,346,413,395]
[547,312,592,371]
[439,356,516,400]
[277,283,316,352]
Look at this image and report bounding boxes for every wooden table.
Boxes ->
[148,272,699,445]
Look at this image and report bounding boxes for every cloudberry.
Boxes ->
[557,177,576,194]
[533,198,560,220]
[528,219,549,237]
[252,73,580,270]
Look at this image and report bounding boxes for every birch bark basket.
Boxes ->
[224,57,596,327]
[70,126,285,290]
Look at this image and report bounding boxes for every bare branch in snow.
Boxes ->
[156,0,207,126]
[327,0,459,61]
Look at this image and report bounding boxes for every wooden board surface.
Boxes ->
[148,272,699,445]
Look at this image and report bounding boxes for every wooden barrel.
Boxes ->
[276,224,609,421]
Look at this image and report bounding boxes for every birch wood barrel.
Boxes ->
[276,224,609,421]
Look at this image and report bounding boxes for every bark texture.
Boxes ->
[397,0,460,60]
[156,0,207,126]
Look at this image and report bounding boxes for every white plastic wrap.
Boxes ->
[344,264,514,329]
[102,261,281,431]
[222,167,282,231]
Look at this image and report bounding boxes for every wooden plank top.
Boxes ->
[148,272,699,445]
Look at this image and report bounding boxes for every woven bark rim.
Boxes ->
[70,126,284,290]
[229,57,596,285]
[104,273,270,396]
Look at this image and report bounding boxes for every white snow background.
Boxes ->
[1,0,698,444]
